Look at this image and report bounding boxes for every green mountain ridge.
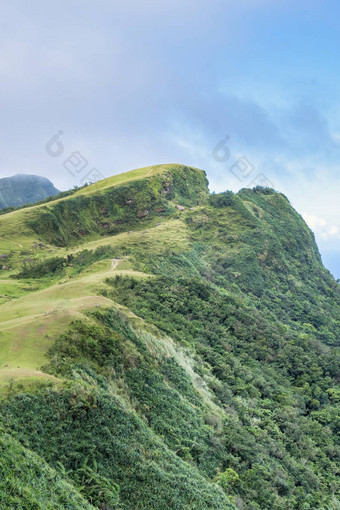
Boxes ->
[0,174,60,210]
[0,164,338,509]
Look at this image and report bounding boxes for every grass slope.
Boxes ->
[0,165,339,509]
[0,431,96,509]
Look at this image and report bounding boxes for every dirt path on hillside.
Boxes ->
[111,258,120,270]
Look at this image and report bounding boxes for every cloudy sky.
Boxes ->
[0,0,339,277]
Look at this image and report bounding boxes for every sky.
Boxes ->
[0,0,339,278]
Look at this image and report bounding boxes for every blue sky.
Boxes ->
[0,0,339,278]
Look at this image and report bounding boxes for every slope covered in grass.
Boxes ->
[0,164,339,509]
[0,431,96,509]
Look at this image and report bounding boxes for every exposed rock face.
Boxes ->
[137,209,149,218]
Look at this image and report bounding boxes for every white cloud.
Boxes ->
[303,214,340,240]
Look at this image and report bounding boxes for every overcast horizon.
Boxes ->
[0,0,339,278]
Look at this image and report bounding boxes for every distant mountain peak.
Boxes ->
[0,173,59,209]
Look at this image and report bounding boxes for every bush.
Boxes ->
[16,256,65,278]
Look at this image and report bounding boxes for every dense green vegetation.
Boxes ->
[0,430,96,509]
[28,165,209,246]
[1,374,233,509]
[0,164,339,509]
[104,276,339,508]
[15,245,116,279]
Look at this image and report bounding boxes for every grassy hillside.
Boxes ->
[0,432,97,509]
[0,164,339,509]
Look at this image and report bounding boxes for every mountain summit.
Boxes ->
[0,164,338,509]
[0,174,59,210]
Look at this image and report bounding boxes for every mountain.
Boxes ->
[0,164,339,509]
[0,174,59,210]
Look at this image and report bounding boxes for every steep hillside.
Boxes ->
[0,431,96,509]
[0,164,339,510]
[0,174,59,210]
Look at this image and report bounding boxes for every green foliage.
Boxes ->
[28,165,209,246]
[74,460,120,508]
[102,260,339,508]
[217,468,240,494]
[15,245,116,279]
[210,191,237,208]
[16,256,66,279]
[69,245,116,271]
[0,381,234,509]
[0,432,95,509]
